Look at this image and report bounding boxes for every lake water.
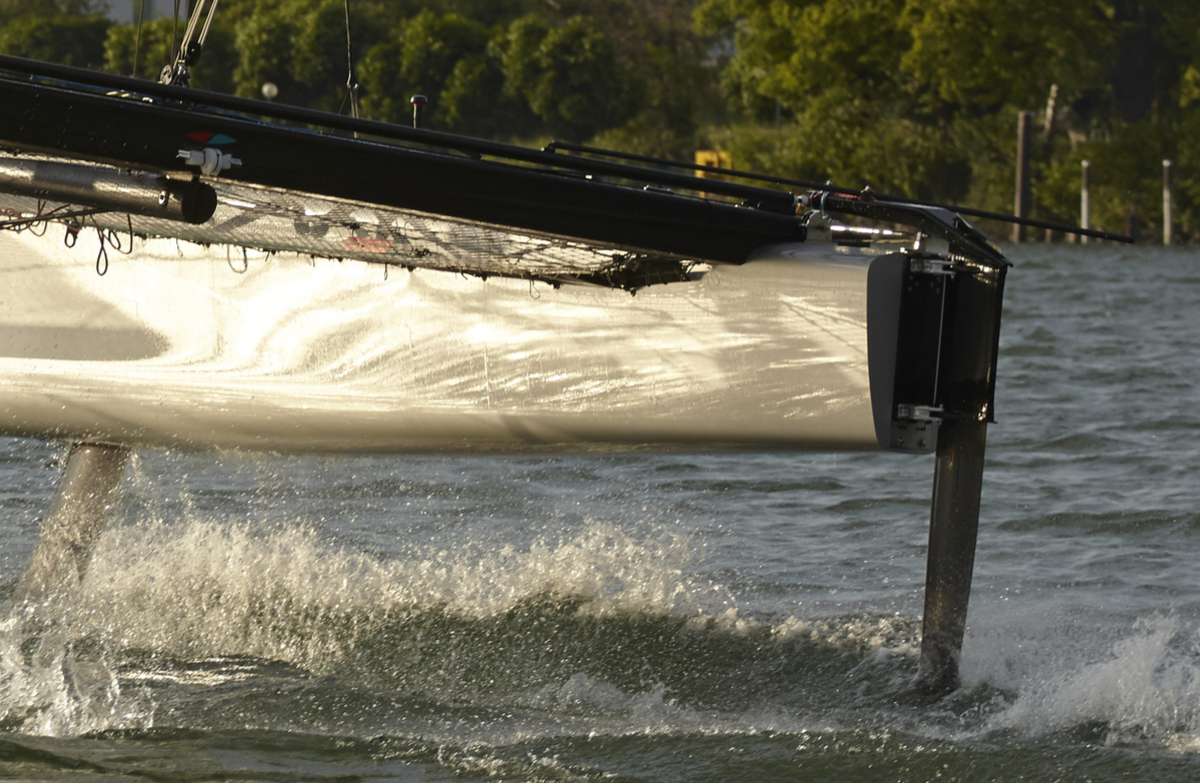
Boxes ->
[2,244,1199,781]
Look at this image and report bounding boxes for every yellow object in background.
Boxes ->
[694,149,732,175]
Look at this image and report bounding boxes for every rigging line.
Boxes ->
[0,205,102,232]
[197,0,220,47]
[177,1,206,61]
[171,0,181,63]
[547,140,1131,242]
[89,215,110,276]
[343,0,360,119]
[30,199,48,235]
[132,0,146,77]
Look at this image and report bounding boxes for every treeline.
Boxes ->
[0,0,716,154]
[2,0,1198,241]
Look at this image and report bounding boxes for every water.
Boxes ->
[1,244,1199,781]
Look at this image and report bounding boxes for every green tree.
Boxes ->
[439,53,527,138]
[289,0,393,111]
[900,0,1113,115]
[227,0,393,107]
[359,10,505,131]
[232,4,306,103]
[694,0,961,199]
[0,14,110,68]
[0,0,104,23]
[694,0,885,120]
[495,14,639,141]
[586,0,720,158]
[693,0,1161,209]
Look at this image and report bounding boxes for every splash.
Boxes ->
[66,517,733,669]
[0,606,154,736]
[1,507,931,740]
[530,672,688,726]
[973,616,1200,746]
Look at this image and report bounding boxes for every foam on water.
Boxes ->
[67,515,733,664]
[971,615,1200,745]
[0,511,912,739]
[4,506,1200,756]
[0,610,154,736]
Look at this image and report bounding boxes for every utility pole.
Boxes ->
[1163,159,1173,246]
[1012,111,1032,243]
[1080,160,1090,245]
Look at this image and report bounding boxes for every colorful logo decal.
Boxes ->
[184,131,237,146]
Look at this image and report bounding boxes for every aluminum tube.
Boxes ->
[0,156,216,224]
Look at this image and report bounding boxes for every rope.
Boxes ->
[94,225,109,276]
[0,204,100,233]
[227,246,248,273]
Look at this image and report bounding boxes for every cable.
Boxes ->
[344,0,359,119]
[547,140,1132,243]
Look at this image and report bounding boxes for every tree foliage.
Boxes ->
[0,0,103,23]
[494,14,638,140]
[105,17,234,90]
[360,11,490,126]
[0,14,110,68]
[694,0,1200,237]
[900,1,1113,114]
[3,0,1200,239]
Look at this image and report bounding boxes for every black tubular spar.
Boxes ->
[0,75,805,262]
[915,417,987,695]
[0,54,793,213]
[547,139,1134,244]
[817,192,1008,269]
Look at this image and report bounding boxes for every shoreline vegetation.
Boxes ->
[1,0,1195,244]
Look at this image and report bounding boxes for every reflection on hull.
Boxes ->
[0,230,895,452]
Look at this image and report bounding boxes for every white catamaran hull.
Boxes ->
[0,229,900,452]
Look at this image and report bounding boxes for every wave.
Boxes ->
[71,518,918,707]
[970,615,1200,747]
[2,514,919,737]
[6,512,1200,760]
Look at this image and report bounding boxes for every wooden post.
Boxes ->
[1080,160,1090,245]
[1012,111,1032,243]
[1163,159,1173,246]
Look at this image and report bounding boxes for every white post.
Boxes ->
[1163,159,1173,246]
[1080,160,1090,245]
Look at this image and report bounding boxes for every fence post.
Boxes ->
[1163,159,1173,246]
[1012,111,1032,243]
[1080,160,1090,245]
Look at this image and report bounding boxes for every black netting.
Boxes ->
[0,156,701,288]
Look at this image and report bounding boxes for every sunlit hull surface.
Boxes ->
[0,230,899,452]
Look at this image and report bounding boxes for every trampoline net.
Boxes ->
[0,156,701,290]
